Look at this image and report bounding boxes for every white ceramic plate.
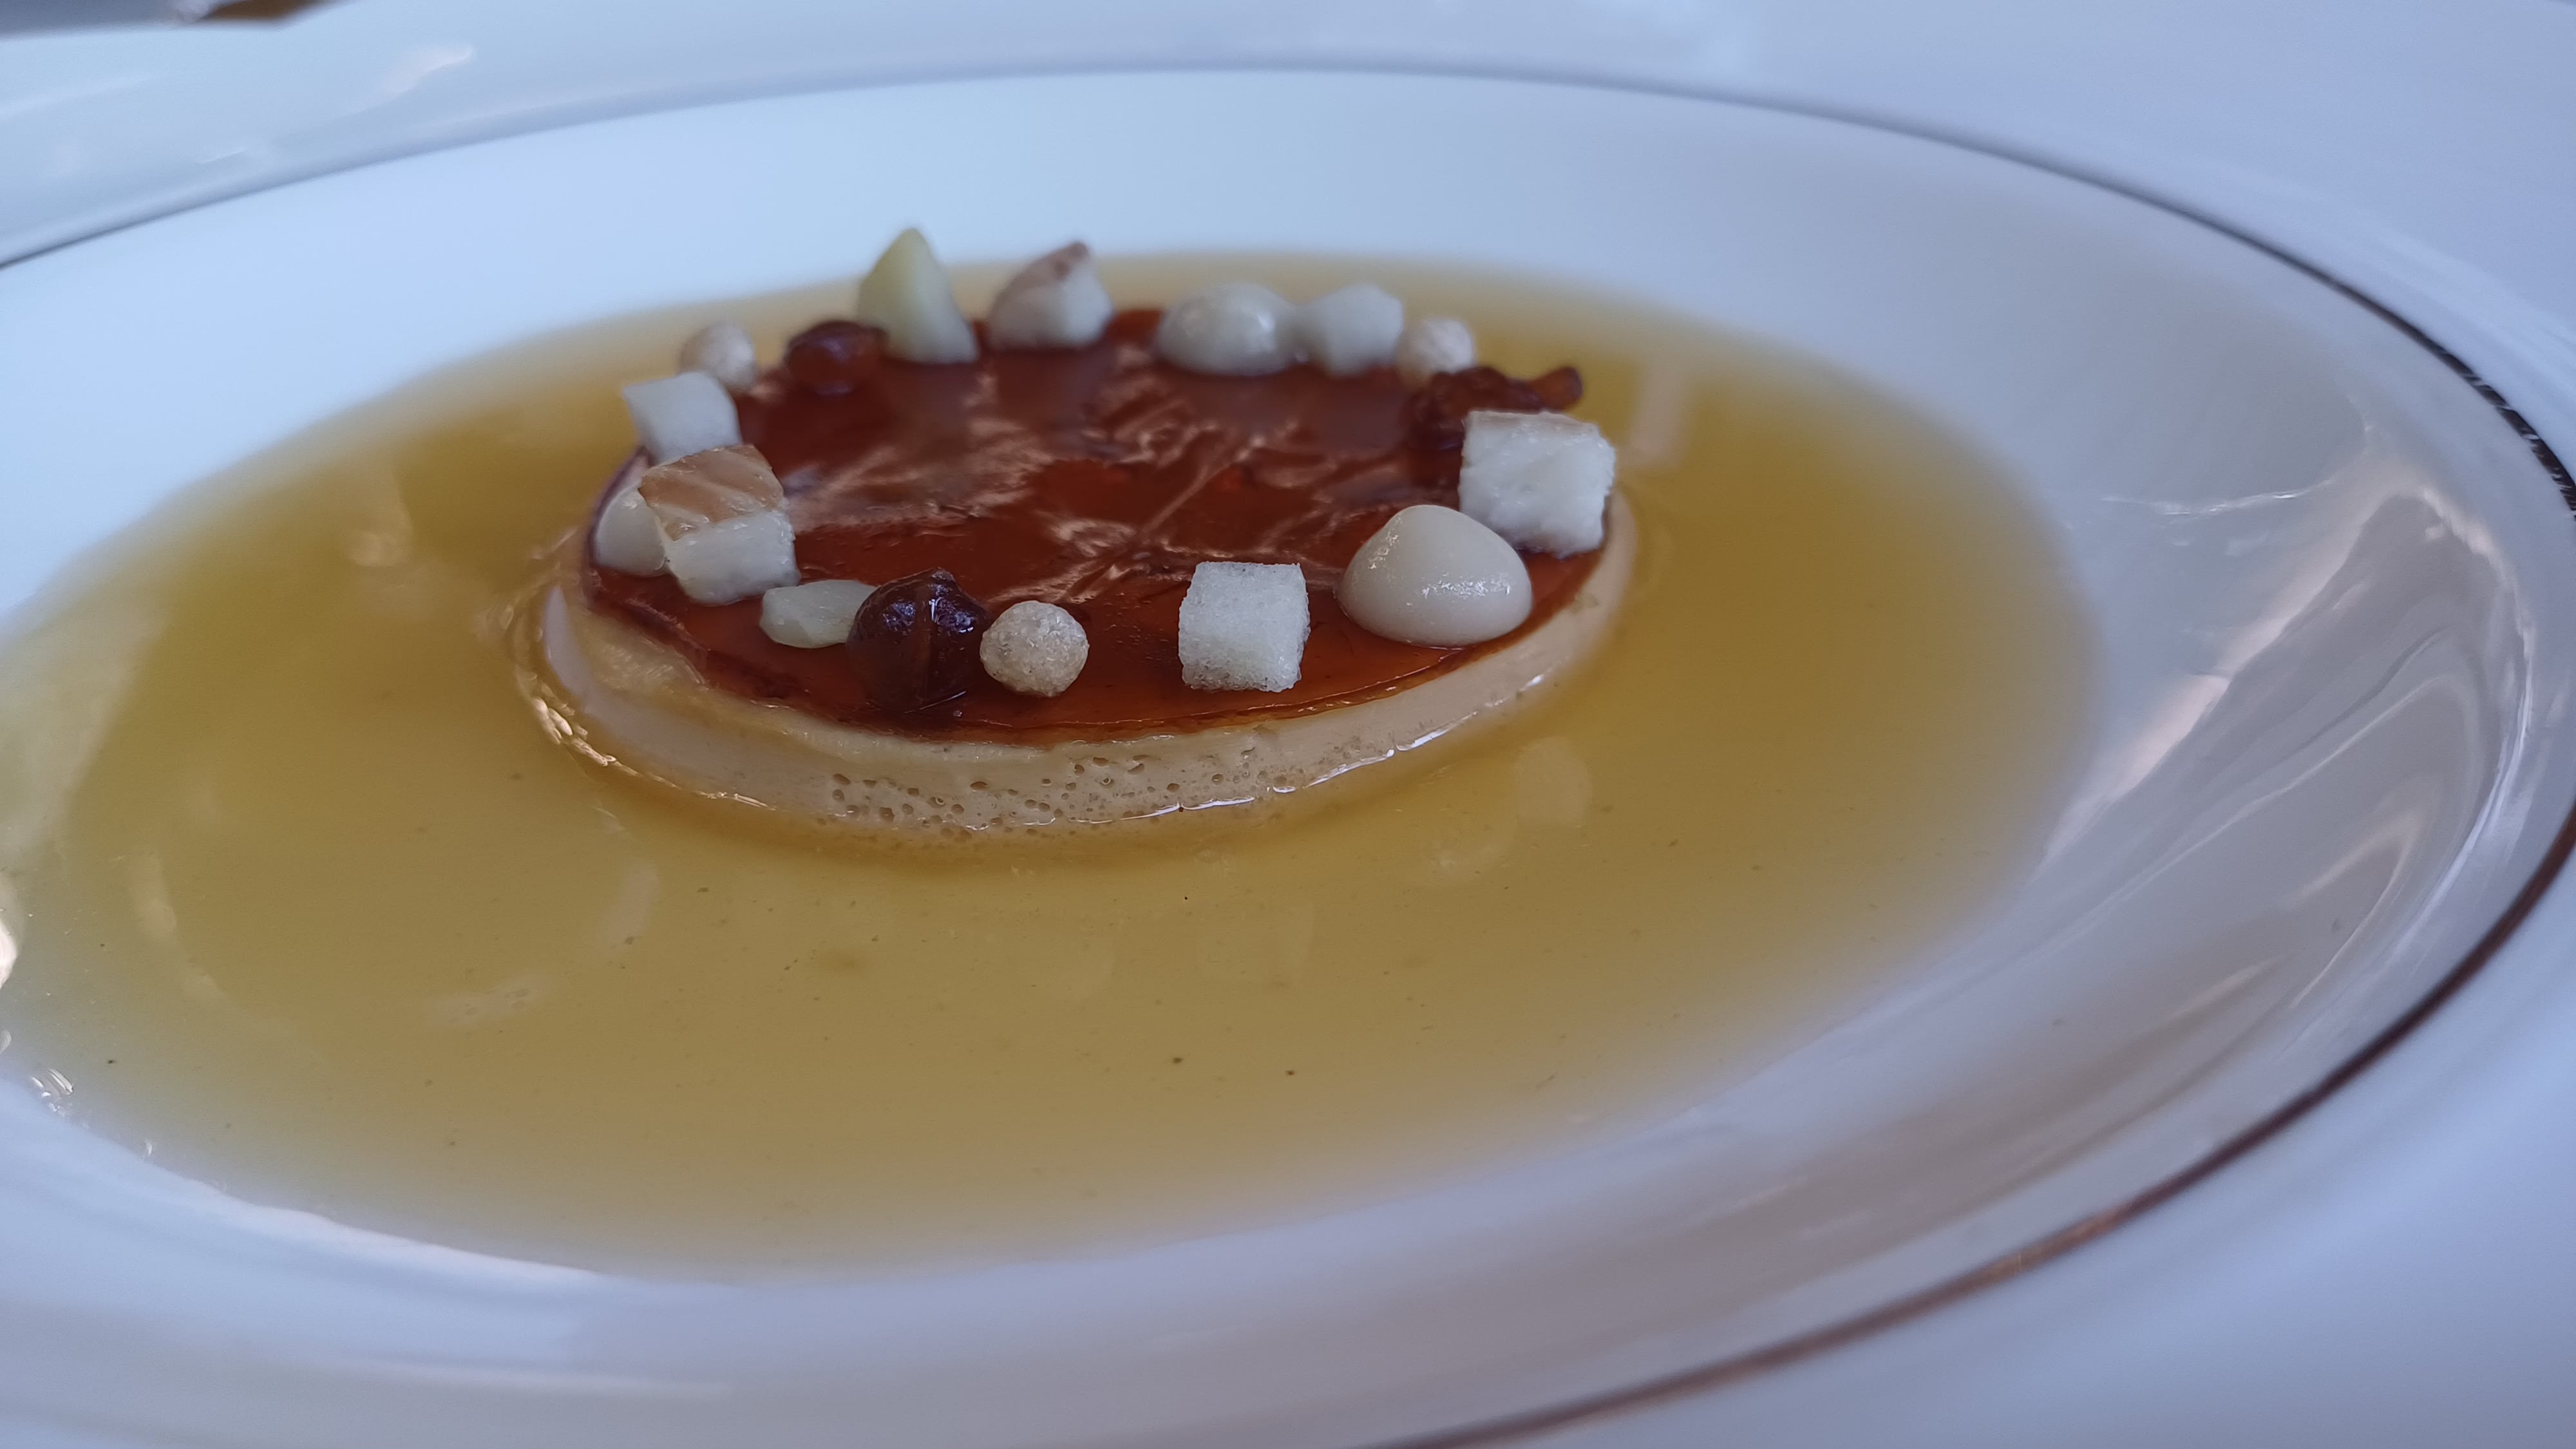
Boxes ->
[0,71,2569,1449]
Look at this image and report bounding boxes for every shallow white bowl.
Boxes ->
[0,71,2569,1449]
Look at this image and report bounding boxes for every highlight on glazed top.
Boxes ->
[539,229,1635,835]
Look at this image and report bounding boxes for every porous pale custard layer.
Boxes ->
[0,261,2088,1271]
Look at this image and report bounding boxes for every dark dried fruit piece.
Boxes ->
[784,320,887,395]
[848,569,992,714]
[1405,365,1586,452]
[1526,365,1584,412]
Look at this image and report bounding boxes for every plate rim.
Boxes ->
[4,63,2570,1448]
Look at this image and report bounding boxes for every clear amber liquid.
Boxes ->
[0,265,2088,1273]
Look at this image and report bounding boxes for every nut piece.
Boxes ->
[638,444,799,604]
[621,372,741,464]
[759,578,876,649]
[1395,316,1476,386]
[1337,505,1532,647]
[855,227,978,365]
[989,242,1116,350]
[1154,282,1299,376]
[848,569,992,714]
[677,321,760,392]
[1178,561,1310,692]
[979,600,1090,696]
[1294,283,1405,377]
[1459,410,1616,556]
[591,477,667,576]
[637,443,785,526]
[783,319,884,395]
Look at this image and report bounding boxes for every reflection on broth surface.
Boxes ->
[0,263,2087,1272]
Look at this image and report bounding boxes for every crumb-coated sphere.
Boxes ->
[979,600,1091,697]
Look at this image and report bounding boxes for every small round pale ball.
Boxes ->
[678,320,760,392]
[1337,504,1531,647]
[979,600,1091,697]
[1394,315,1476,387]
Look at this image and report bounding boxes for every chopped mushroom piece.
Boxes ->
[1294,283,1405,377]
[1337,504,1531,647]
[855,227,979,365]
[1154,282,1300,376]
[1458,410,1616,556]
[759,578,876,649]
[1394,316,1477,386]
[1178,562,1309,692]
[638,444,800,604]
[621,372,741,465]
[979,600,1090,696]
[678,321,760,392]
[989,243,1115,350]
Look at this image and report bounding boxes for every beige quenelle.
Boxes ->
[532,498,1633,838]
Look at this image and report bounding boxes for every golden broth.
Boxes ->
[0,264,2087,1273]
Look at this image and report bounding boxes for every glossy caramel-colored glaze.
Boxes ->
[586,310,1596,739]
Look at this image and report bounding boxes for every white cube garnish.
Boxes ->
[1458,411,1616,556]
[855,227,978,365]
[638,444,800,605]
[759,578,876,648]
[665,514,799,607]
[1178,562,1310,692]
[989,242,1115,350]
[1293,283,1405,377]
[1394,316,1476,386]
[1155,282,1298,376]
[592,477,667,576]
[621,372,741,465]
[678,320,760,392]
[980,600,1090,696]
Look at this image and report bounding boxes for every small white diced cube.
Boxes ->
[621,372,742,464]
[678,320,760,392]
[663,510,800,606]
[855,227,978,364]
[989,242,1115,350]
[759,578,875,648]
[1178,562,1310,692]
[1394,316,1476,386]
[1154,282,1298,376]
[1458,411,1616,556]
[1293,284,1405,377]
[980,600,1090,696]
[592,479,667,576]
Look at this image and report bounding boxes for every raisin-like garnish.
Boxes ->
[1526,365,1584,412]
[1405,365,1586,451]
[848,569,992,714]
[784,320,886,395]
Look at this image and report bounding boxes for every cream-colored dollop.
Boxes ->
[1153,283,1299,376]
[1337,504,1532,647]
